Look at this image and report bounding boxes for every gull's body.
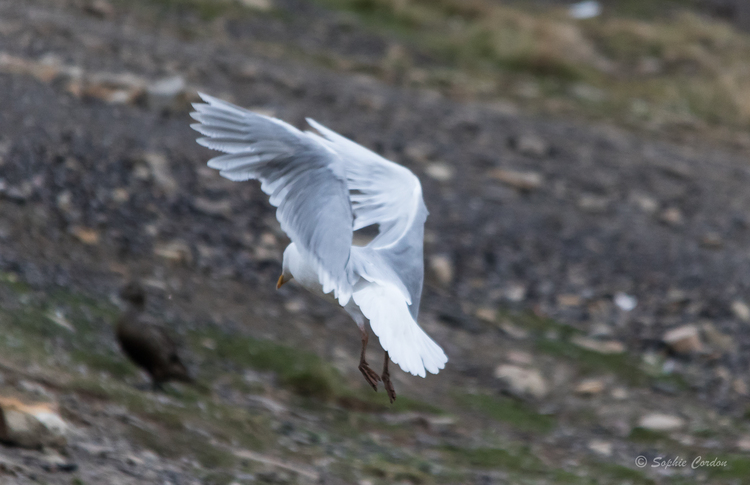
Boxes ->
[190,94,447,400]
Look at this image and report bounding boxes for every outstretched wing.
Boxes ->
[306,119,428,319]
[190,94,354,304]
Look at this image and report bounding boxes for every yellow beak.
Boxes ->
[276,274,287,289]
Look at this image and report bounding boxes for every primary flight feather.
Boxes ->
[190,93,447,402]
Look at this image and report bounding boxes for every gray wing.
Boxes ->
[306,119,428,319]
[190,94,354,303]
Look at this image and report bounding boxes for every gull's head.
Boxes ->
[277,245,296,289]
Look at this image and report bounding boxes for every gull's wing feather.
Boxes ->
[306,119,428,319]
[191,93,353,303]
[352,281,447,377]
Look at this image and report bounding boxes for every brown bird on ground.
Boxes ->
[116,282,192,390]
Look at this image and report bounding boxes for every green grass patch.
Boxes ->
[703,455,750,480]
[457,393,555,434]
[195,328,442,413]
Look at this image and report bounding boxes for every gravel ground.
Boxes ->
[1,0,750,483]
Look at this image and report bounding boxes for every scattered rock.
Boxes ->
[489,169,543,191]
[637,413,685,432]
[146,75,188,112]
[498,320,529,340]
[614,292,637,311]
[494,364,549,399]
[630,192,659,213]
[663,325,703,354]
[557,294,582,307]
[731,300,750,322]
[701,322,734,353]
[737,436,750,452]
[577,194,609,213]
[575,378,606,395]
[154,240,193,265]
[192,197,233,218]
[142,152,179,197]
[506,350,534,366]
[733,378,748,396]
[70,226,100,245]
[45,310,75,332]
[504,283,527,302]
[611,387,628,400]
[0,397,69,449]
[0,52,62,83]
[112,187,130,203]
[82,0,115,19]
[512,133,549,158]
[239,0,273,11]
[587,439,612,456]
[77,72,146,105]
[474,307,496,322]
[404,142,434,163]
[571,336,625,354]
[424,162,454,182]
[429,254,454,286]
[700,232,723,249]
[659,207,684,226]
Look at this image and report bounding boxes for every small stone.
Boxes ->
[424,162,453,182]
[571,336,625,354]
[153,240,193,265]
[112,188,129,203]
[474,307,496,322]
[46,310,75,332]
[731,300,750,322]
[513,133,549,158]
[700,232,723,249]
[630,193,659,213]
[662,325,702,354]
[506,350,534,366]
[557,294,582,307]
[611,387,628,400]
[498,320,529,340]
[577,194,609,213]
[142,152,178,197]
[587,439,612,456]
[429,254,454,286]
[192,197,233,218]
[494,364,548,399]
[571,83,605,102]
[504,283,527,302]
[239,0,272,10]
[56,190,72,213]
[575,378,606,395]
[733,378,748,396]
[146,75,187,112]
[614,292,637,311]
[490,169,543,191]
[0,397,69,449]
[70,226,100,245]
[76,443,113,458]
[404,142,434,163]
[83,0,115,18]
[659,207,683,226]
[701,322,734,353]
[638,413,685,432]
[736,436,750,452]
[637,57,662,75]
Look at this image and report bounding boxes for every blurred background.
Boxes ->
[1,0,750,483]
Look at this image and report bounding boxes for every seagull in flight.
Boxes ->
[190,94,447,402]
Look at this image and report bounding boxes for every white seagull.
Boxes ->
[190,94,447,402]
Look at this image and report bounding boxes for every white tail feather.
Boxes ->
[352,283,447,377]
